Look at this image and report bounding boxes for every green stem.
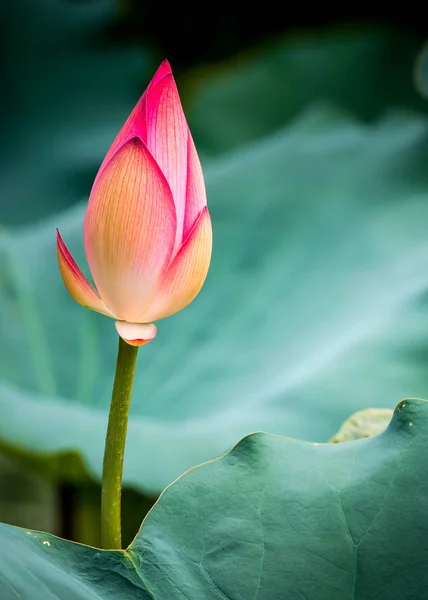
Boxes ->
[101,336,138,549]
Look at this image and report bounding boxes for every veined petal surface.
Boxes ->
[84,138,176,322]
[92,60,204,257]
[94,61,172,185]
[143,207,212,322]
[146,71,189,254]
[56,231,115,317]
[183,134,208,239]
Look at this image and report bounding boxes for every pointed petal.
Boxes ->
[56,230,116,317]
[146,71,189,254]
[84,138,176,322]
[183,134,207,240]
[115,321,157,347]
[94,61,172,185]
[150,59,173,85]
[142,207,212,322]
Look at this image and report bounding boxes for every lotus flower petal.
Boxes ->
[56,230,116,317]
[115,321,157,347]
[183,134,208,240]
[84,137,176,322]
[94,60,172,185]
[145,70,189,253]
[57,60,211,338]
[143,207,212,322]
[94,61,193,254]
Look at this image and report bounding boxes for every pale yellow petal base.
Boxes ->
[115,321,157,347]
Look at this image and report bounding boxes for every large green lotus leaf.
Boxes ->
[187,28,427,155]
[0,0,152,225]
[2,108,428,495]
[0,398,427,599]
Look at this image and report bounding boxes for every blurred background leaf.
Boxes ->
[0,455,58,534]
[186,28,428,155]
[0,0,154,225]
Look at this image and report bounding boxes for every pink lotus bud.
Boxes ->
[57,61,212,346]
